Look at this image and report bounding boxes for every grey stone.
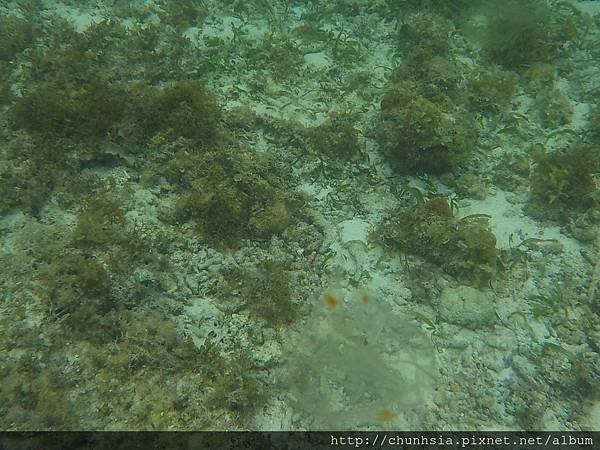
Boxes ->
[438,285,496,329]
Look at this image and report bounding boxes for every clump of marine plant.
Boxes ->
[467,0,582,71]
[526,144,600,226]
[379,196,499,286]
[377,79,477,174]
[0,14,38,61]
[218,260,300,327]
[165,147,306,247]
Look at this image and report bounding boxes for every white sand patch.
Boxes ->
[459,190,582,254]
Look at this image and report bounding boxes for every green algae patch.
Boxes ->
[379,197,500,286]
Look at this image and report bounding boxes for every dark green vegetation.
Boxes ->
[461,0,586,71]
[2,273,267,429]
[534,87,573,128]
[0,13,38,61]
[589,103,600,141]
[9,79,221,148]
[0,77,10,104]
[126,81,223,146]
[395,11,454,57]
[1,67,226,211]
[468,68,518,114]
[480,1,561,70]
[376,10,478,175]
[305,113,362,161]
[387,0,471,17]
[527,145,600,223]
[157,0,207,29]
[161,146,305,246]
[384,0,599,241]
[379,197,499,287]
[218,260,299,327]
[377,78,477,174]
[5,196,159,343]
[1,79,224,216]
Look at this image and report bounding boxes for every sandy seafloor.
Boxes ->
[0,0,599,431]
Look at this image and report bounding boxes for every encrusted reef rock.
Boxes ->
[438,285,496,329]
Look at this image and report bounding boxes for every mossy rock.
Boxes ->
[444,221,499,286]
[534,88,573,128]
[10,80,127,140]
[476,0,571,71]
[397,11,453,56]
[468,68,518,114]
[306,113,362,161]
[128,81,222,147]
[380,197,499,286]
[381,197,456,260]
[168,149,304,246]
[589,104,600,141]
[11,80,221,151]
[377,80,477,174]
[527,145,600,222]
[43,252,113,327]
[70,197,127,249]
[0,14,37,61]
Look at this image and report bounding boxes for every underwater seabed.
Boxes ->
[0,0,599,431]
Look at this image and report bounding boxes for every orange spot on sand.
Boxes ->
[360,291,370,304]
[323,293,339,308]
[376,408,397,423]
